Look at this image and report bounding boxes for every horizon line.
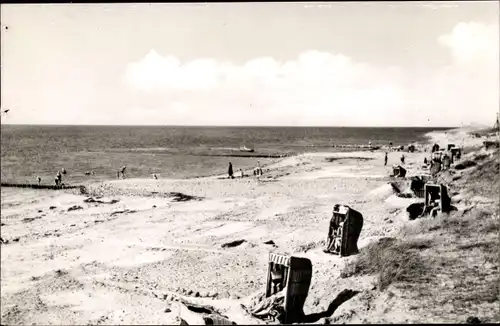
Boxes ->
[0,123,460,129]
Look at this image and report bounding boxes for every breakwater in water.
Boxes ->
[1,182,86,192]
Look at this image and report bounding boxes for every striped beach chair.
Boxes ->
[265,253,312,324]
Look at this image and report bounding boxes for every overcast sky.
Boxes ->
[1,2,498,126]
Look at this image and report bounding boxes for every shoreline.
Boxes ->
[83,128,451,185]
[0,126,472,201]
[0,127,454,187]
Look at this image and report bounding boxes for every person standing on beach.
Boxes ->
[36,176,41,185]
[240,168,244,178]
[120,166,127,179]
[56,170,62,185]
[400,154,405,164]
[384,152,388,166]
[228,162,234,179]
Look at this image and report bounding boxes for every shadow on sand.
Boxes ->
[300,289,360,323]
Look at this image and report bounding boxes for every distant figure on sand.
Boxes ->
[384,152,388,166]
[152,173,158,179]
[36,176,41,185]
[424,157,428,165]
[228,162,234,179]
[56,171,62,184]
[400,154,405,164]
[119,166,127,179]
[253,161,263,176]
[240,168,244,178]
[54,176,59,186]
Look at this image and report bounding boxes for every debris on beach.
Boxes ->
[110,209,137,217]
[54,269,69,277]
[168,192,203,202]
[325,156,374,163]
[67,205,83,212]
[248,290,286,321]
[22,216,42,223]
[177,299,236,325]
[221,239,246,248]
[83,197,120,204]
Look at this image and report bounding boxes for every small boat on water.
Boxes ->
[240,146,255,153]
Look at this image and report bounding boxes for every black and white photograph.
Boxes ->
[1,1,499,324]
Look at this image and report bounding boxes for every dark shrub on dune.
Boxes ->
[455,160,477,170]
[473,154,489,162]
[340,237,431,290]
[406,202,425,220]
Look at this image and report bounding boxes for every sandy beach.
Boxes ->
[1,128,499,325]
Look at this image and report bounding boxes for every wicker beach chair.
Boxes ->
[450,147,462,163]
[324,205,363,257]
[392,165,407,178]
[421,183,451,217]
[263,253,312,324]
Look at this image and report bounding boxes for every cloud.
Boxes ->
[124,50,220,91]
[122,22,498,126]
[414,22,499,125]
[438,22,498,68]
